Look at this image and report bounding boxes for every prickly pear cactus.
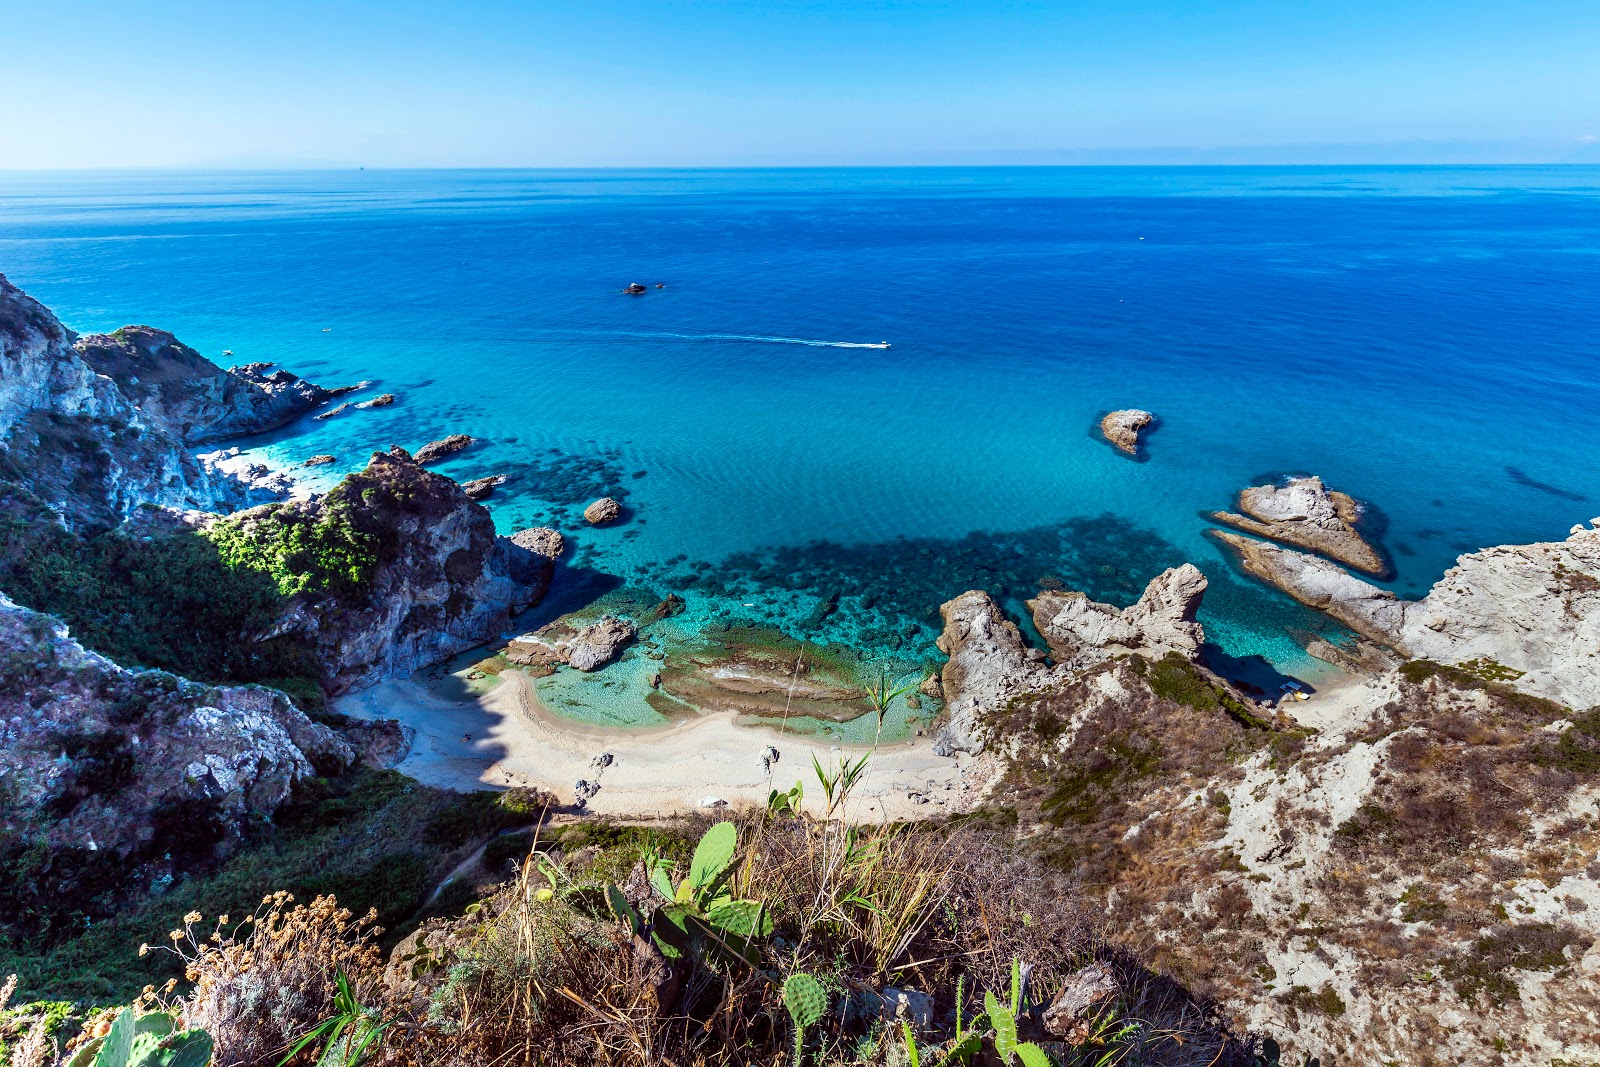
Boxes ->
[66,1009,215,1067]
[784,972,828,1064]
[706,898,772,940]
[686,821,738,894]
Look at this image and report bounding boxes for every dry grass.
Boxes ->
[69,813,1245,1067]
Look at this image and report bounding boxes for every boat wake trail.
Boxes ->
[621,331,890,349]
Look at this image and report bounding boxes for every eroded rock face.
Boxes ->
[225,448,552,693]
[584,497,621,525]
[0,594,352,906]
[510,526,564,560]
[414,434,475,465]
[1211,476,1387,576]
[0,275,246,528]
[74,327,330,445]
[460,474,506,500]
[932,591,1059,755]
[1099,409,1154,455]
[1028,564,1207,670]
[1214,522,1600,708]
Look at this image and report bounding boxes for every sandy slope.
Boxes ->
[338,669,997,822]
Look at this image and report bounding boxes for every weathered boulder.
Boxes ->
[211,448,552,694]
[460,474,506,500]
[304,454,338,467]
[584,497,622,525]
[1099,409,1154,456]
[568,617,637,671]
[1210,476,1387,576]
[1028,564,1207,670]
[1213,521,1600,708]
[74,327,331,444]
[510,526,564,560]
[414,434,476,465]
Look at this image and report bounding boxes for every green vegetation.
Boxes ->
[1140,652,1275,730]
[0,516,319,689]
[200,498,378,599]
[1041,733,1161,826]
[1440,923,1585,1006]
[1532,708,1600,774]
[1284,983,1347,1018]
[1398,659,1567,719]
[60,1006,214,1067]
[0,772,507,1003]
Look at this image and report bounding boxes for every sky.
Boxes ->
[3,0,1598,169]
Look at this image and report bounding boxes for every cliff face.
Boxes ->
[75,326,330,445]
[212,447,553,694]
[0,593,354,940]
[1214,521,1600,708]
[0,274,238,528]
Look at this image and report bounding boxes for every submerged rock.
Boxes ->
[1028,564,1208,671]
[415,434,476,465]
[1099,408,1154,456]
[1210,475,1387,576]
[584,497,622,525]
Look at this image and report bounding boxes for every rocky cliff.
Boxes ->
[74,326,330,444]
[0,275,245,528]
[1213,520,1600,708]
[0,593,357,941]
[208,447,555,694]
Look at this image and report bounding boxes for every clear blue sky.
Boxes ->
[4,0,1598,168]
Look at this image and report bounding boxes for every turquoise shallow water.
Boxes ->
[4,166,1599,728]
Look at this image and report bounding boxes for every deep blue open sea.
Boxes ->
[4,167,1599,728]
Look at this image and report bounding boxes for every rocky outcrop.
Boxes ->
[304,454,337,467]
[197,447,300,509]
[511,526,564,559]
[74,327,330,444]
[1214,521,1600,708]
[1210,476,1387,576]
[584,497,622,525]
[460,474,506,500]
[932,591,1058,755]
[1028,564,1207,670]
[0,275,256,529]
[507,615,637,673]
[414,434,476,465]
[215,448,552,694]
[358,393,396,409]
[0,593,353,902]
[1099,409,1154,456]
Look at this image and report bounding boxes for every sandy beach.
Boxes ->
[338,668,998,822]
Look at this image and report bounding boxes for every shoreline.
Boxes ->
[339,667,999,821]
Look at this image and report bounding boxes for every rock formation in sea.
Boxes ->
[511,526,565,559]
[211,447,553,693]
[74,326,331,444]
[584,496,622,525]
[461,473,507,499]
[414,433,476,465]
[507,614,637,673]
[1098,408,1154,456]
[1213,520,1600,707]
[1210,475,1388,576]
[1027,563,1208,670]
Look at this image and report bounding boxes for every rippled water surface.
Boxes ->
[5,166,1599,727]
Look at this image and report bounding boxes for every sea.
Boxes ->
[4,166,1599,737]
